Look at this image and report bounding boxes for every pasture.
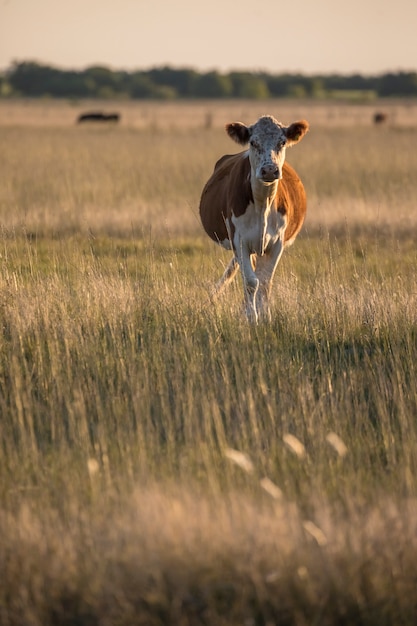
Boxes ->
[1,99,417,625]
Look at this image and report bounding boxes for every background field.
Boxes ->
[1,99,417,625]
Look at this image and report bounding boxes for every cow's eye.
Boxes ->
[250,139,259,150]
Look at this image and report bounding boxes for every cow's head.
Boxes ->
[226,115,309,184]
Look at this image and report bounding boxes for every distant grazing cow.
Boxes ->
[77,112,120,123]
[373,112,388,125]
[199,114,309,323]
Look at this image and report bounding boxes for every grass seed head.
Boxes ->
[224,448,254,474]
[283,434,306,459]
[326,432,348,458]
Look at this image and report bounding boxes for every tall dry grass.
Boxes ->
[1,103,417,239]
[1,100,417,624]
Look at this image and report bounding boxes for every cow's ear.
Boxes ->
[226,122,250,145]
[285,120,309,146]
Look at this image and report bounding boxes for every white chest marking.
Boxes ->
[231,203,286,256]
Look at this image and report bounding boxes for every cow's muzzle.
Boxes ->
[259,165,281,182]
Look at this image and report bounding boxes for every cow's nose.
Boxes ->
[260,165,280,182]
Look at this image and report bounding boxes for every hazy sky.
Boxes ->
[1,0,416,75]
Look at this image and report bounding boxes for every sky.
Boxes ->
[1,0,416,75]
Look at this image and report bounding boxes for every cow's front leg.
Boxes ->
[244,276,259,323]
[255,238,285,321]
[236,243,259,323]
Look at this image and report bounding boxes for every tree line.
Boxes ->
[1,61,417,99]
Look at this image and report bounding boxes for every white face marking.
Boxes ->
[248,116,288,183]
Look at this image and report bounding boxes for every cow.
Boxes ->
[199,114,309,323]
[77,112,120,123]
[373,112,388,125]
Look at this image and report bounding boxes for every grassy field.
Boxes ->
[1,99,417,625]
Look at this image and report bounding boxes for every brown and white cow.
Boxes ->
[373,112,388,125]
[199,114,309,322]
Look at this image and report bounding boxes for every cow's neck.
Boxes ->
[250,174,279,211]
